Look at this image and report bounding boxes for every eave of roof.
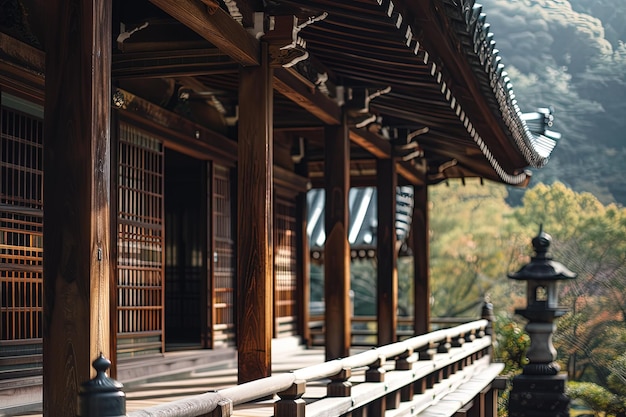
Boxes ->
[263,0,558,186]
[1,0,558,188]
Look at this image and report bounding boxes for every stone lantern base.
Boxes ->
[509,373,569,417]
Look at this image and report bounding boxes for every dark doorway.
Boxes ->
[164,149,207,349]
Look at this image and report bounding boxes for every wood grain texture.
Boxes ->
[273,67,341,125]
[376,158,397,345]
[237,43,273,383]
[43,0,112,416]
[323,119,351,361]
[412,185,430,335]
[149,0,259,66]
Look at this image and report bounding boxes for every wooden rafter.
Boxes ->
[148,0,259,66]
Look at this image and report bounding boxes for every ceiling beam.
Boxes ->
[348,128,392,159]
[148,0,259,66]
[273,67,342,125]
[113,48,238,79]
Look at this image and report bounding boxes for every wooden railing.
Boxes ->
[128,320,504,417]
[309,316,477,346]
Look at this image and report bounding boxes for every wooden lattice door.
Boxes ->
[274,198,298,337]
[116,123,164,357]
[0,93,44,378]
[212,165,235,346]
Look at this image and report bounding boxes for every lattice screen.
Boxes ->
[0,95,44,378]
[274,198,298,336]
[116,123,164,356]
[213,164,235,346]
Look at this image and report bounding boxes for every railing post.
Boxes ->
[275,380,306,417]
[396,348,415,402]
[365,355,386,382]
[77,354,126,417]
[211,399,233,417]
[436,334,452,354]
[327,368,352,397]
[366,356,386,417]
[417,340,436,360]
[481,299,495,358]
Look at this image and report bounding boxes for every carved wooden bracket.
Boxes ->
[263,13,327,68]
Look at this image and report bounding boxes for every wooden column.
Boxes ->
[43,1,112,416]
[377,158,398,345]
[412,185,430,334]
[324,117,351,361]
[294,156,310,344]
[237,42,273,383]
[296,189,311,345]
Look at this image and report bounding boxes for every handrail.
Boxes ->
[308,315,482,346]
[127,320,494,417]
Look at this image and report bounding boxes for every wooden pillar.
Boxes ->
[412,185,430,334]
[295,155,310,345]
[43,1,112,416]
[377,158,397,345]
[296,190,311,344]
[324,116,351,361]
[237,42,273,383]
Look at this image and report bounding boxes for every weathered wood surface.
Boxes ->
[237,42,274,384]
[377,158,398,345]
[43,0,112,416]
[124,321,494,417]
[148,0,259,66]
[273,67,341,125]
[323,118,351,361]
[412,185,430,334]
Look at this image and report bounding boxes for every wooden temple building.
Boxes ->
[0,0,560,415]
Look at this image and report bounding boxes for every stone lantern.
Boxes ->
[507,227,576,417]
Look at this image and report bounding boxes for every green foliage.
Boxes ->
[480,0,626,205]
[429,180,529,316]
[514,182,626,388]
[493,314,530,375]
[568,381,626,416]
[607,353,626,397]
[428,181,626,413]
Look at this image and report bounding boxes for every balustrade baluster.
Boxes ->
[417,341,436,360]
[275,380,306,417]
[365,356,386,417]
[208,399,233,417]
[436,335,452,354]
[396,348,415,402]
[327,368,352,397]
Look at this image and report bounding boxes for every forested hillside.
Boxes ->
[479,0,626,205]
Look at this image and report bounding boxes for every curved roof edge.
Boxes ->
[448,1,560,170]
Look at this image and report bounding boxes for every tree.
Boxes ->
[481,0,626,205]
[514,182,626,397]
[429,180,529,317]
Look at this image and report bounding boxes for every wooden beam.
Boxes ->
[274,67,342,125]
[112,48,238,79]
[412,185,430,335]
[0,33,45,102]
[272,73,427,187]
[377,158,398,345]
[237,43,273,384]
[296,180,311,346]
[43,0,112,416]
[114,88,237,163]
[324,115,351,361]
[149,0,259,66]
[348,128,392,159]
[397,160,427,186]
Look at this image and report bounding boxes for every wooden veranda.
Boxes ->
[0,0,560,416]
